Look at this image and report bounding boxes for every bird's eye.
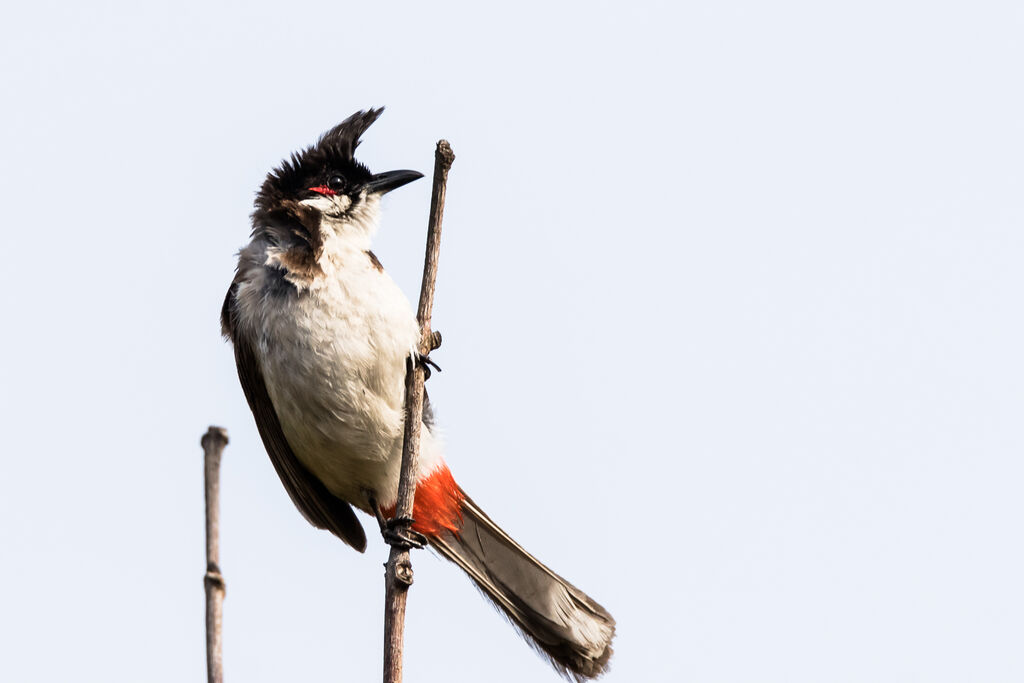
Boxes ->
[327,175,346,191]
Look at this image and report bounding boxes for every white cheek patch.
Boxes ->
[300,194,352,214]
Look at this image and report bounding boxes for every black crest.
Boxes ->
[318,108,383,161]
[254,108,384,216]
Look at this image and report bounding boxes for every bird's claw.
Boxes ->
[417,353,441,380]
[367,494,426,550]
[383,516,428,551]
[410,330,442,379]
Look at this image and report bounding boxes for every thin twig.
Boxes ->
[383,140,456,683]
[202,426,229,683]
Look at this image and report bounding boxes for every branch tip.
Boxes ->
[436,140,455,169]
[201,426,229,451]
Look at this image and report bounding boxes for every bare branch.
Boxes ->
[202,426,229,683]
[383,140,455,683]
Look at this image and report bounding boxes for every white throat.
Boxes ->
[300,191,383,254]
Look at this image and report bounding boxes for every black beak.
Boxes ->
[363,169,424,195]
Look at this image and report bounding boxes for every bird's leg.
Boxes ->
[367,492,428,551]
[411,330,443,380]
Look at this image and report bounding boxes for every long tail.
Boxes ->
[428,490,616,681]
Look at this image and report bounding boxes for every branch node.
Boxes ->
[395,558,414,587]
[204,570,226,593]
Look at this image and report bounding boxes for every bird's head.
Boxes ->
[252,108,422,248]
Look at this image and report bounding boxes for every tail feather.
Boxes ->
[429,491,615,681]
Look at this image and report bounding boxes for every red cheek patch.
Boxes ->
[308,185,337,196]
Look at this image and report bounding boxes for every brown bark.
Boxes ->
[383,140,455,683]
[202,426,229,683]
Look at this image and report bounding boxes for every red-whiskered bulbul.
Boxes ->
[221,108,615,680]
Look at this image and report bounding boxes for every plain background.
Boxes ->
[1,2,1021,681]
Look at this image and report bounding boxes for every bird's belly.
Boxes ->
[255,273,420,505]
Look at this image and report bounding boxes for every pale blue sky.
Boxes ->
[1,2,1022,682]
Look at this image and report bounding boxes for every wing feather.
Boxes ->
[222,282,367,552]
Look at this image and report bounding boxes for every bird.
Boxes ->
[221,108,615,680]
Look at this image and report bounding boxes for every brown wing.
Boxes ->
[222,282,367,552]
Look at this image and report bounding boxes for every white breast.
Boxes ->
[237,206,445,508]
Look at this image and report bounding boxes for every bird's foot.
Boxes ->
[368,493,428,550]
[382,516,428,551]
[416,354,442,380]
[410,330,442,380]
[405,329,442,378]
